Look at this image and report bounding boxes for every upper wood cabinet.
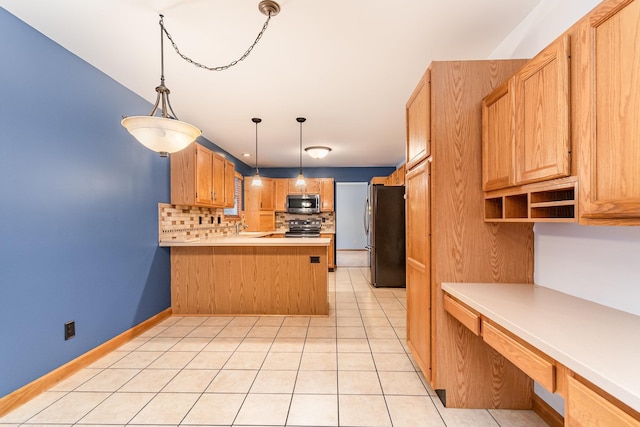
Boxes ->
[515,34,571,186]
[482,35,571,192]
[212,154,225,207]
[385,165,406,186]
[406,70,430,169]
[576,0,640,224]
[288,177,321,194]
[171,142,226,208]
[260,178,275,211]
[245,178,274,212]
[274,179,288,212]
[320,178,334,211]
[271,178,334,212]
[482,79,517,191]
[195,144,214,205]
[223,160,235,208]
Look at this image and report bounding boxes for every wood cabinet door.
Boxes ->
[211,154,225,207]
[274,179,288,211]
[406,70,430,169]
[288,178,303,194]
[577,0,640,223]
[260,178,275,211]
[514,34,571,186]
[482,79,517,191]
[223,160,235,208]
[258,211,275,231]
[321,233,336,270]
[243,181,261,212]
[305,178,321,194]
[195,145,213,205]
[320,178,334,211]
[405,159,431,380]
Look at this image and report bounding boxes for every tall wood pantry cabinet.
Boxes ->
[405,60,535,409]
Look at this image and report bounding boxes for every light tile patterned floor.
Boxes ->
[0,268,548,427]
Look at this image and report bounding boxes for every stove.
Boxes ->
[285,219,322,238]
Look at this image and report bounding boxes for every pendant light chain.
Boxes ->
[161,12,274,72]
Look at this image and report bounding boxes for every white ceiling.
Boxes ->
[1,0,542,168]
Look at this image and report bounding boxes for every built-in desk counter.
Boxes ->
[442,282,640,425]
[162,236,330,316]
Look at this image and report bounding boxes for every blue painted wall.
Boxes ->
[258,167,395,182]
[0,8,249,398]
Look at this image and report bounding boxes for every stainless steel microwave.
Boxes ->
[286,194,320,214]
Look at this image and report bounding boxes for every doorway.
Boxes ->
[336,182,369,267]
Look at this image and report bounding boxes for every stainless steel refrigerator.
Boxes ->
[364,184,406,287]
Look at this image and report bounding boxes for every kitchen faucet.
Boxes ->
[235,221,248,235]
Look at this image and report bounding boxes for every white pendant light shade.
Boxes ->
[252,174,262,187]
[296,173,306,186]
[305,146,331,159]
[122,116,201,156]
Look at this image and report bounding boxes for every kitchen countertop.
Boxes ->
[442,282,640,411]
[159,232,330,247]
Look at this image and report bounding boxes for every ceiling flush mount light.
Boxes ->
[122,1,281,157]
[305,146,331,159]
[251,118,263,187]
[296,117,307,187]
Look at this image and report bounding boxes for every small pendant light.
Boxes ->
[296,117,306,187]
[251,118,262,187]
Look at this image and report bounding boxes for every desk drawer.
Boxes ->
[483,321,555,392]
[566,376,640,427]
[444,294,481,335]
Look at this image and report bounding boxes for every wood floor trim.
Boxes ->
[533,393,564,427]
[0,308,172,417]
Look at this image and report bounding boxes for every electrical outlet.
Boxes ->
[310,256,320,264]
[64,321,75,340]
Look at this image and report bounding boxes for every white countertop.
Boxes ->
[442,282,640,411]
[159,233,330,247]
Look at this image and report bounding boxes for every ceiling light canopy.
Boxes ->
[121,2,281,157]
[305,146,331,159]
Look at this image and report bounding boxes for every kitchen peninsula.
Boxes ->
[160,235,330,316]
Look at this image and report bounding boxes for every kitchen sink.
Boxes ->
[237,231,268,237]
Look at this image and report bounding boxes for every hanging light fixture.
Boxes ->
[121,1,281,157]
[121,15,201,157]
[296,117,307,187]
[305,146,331,159]
[251,118,263,187]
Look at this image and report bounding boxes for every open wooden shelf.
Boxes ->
[484,177,577,222]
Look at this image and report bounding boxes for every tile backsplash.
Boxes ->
[158,204,335,242]
[158,203,242,242]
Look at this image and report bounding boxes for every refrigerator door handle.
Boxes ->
[363,197,370,235]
